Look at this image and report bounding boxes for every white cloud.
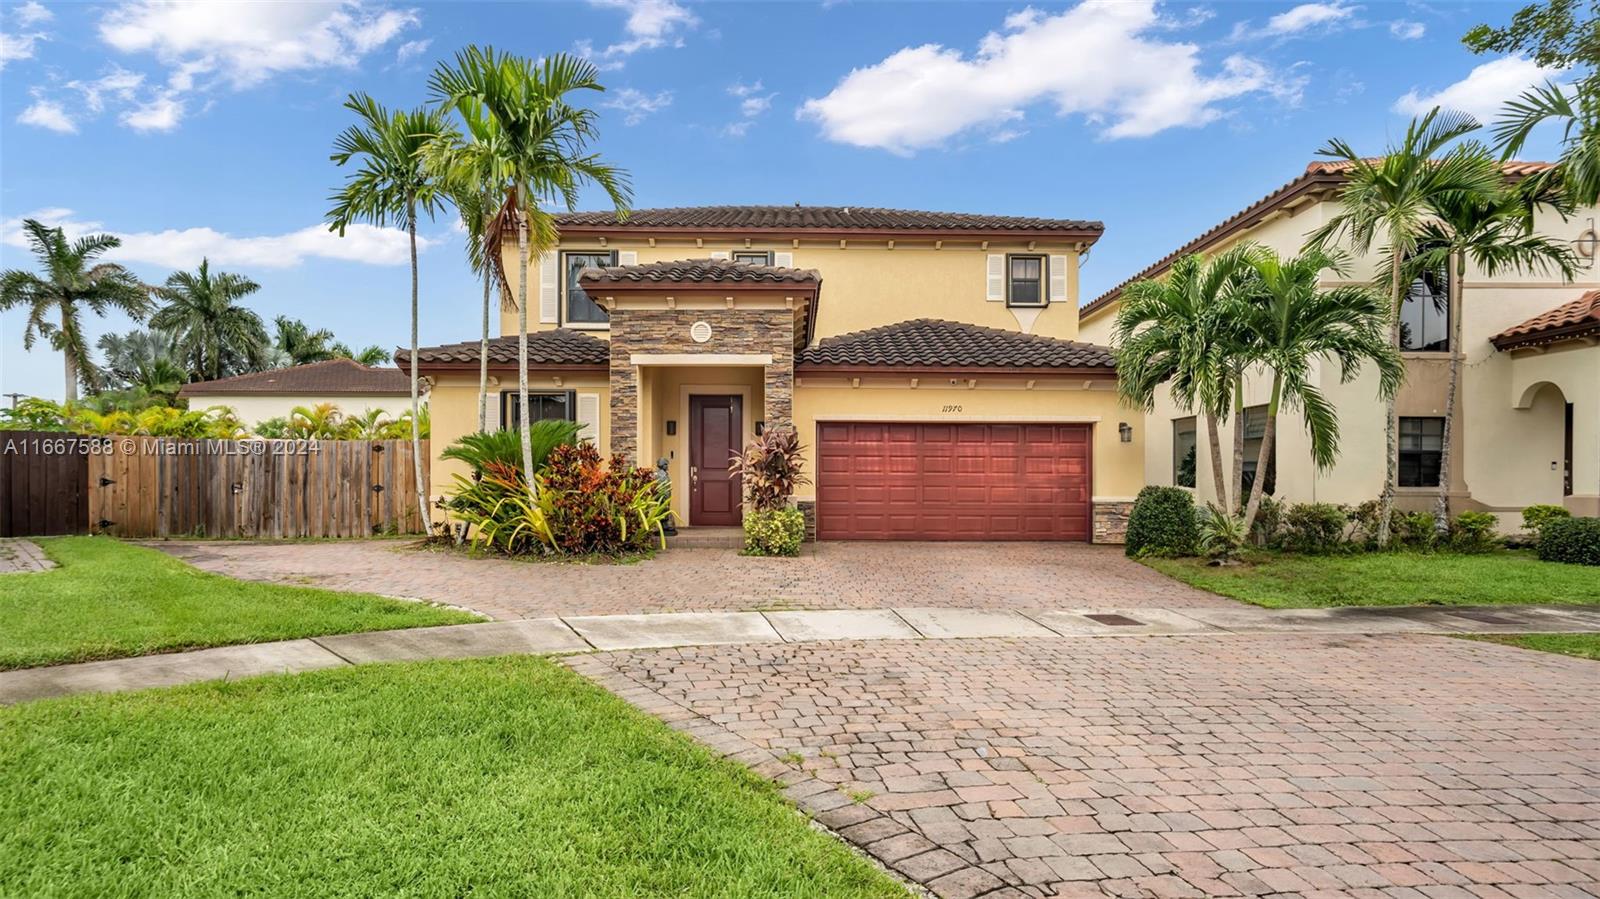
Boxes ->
[580,0,696,64]
[99,0,419,89]
[0,29,44,68]
[1394,56,1561,123]
[601,87,672,125]
[68,68,146,113]
[1264,2,1355,36]
[394,37,430,65]
[1390,20,1425,40]
[14,1,52,26]
[722,79,776,137]
[800,0,1292,153]
[120,92,184,131]
[2,208,430,269]
[17,98,75,133]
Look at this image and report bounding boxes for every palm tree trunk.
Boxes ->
[1434,251,1465,536]
[1376,251,1405,547]
[516,206,536,500]
[478,254,491,433]
[1230,371,1245,513]
[1205,411,1227,510]
[1241,376,1281,534]
[61,306,78,402]
[407,197,432,536]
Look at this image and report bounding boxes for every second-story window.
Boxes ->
[1400,262,1449,352]
[564,251,615,325]
[732,250,773,266]
[1007,255,1046,307]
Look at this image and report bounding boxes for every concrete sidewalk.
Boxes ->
[5,602,1600,705]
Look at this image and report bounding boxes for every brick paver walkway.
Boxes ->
[154,540,1226,619]
[0,539,53,574]
[581,634,1600,898]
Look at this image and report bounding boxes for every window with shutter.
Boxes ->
[732,250,772,265]
[1006,255,1046,307]
[985,254,1005,302]
[562,250,615,326]
[500,390,576,431]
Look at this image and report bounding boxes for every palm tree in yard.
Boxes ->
[333,343,391,365]
[1308,107,1501,546]
[327,94,450,533]
[149,259,268,381]
[1493,81,1600,207]
[1112,248,1256,511]
[429,46,631,493]
[1403,173,1578,533]
[0,220,150,401]
[1232,245,1405,534]
[272,315,339,366]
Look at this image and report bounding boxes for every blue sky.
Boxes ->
[0,0,1568,400]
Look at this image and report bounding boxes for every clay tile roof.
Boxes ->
[1491,290,1600,350]
[1080,160,1558,322]
[178,358,409,397]
[578,257,820,287]
[797,318,1116,371]
[552,205,1103,236]
[396,329,610,370]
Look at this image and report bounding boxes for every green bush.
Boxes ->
[1537,517,1600,566]
[743,508,806,557]
[1250,495,1284,546]
[1279,503,1348,554]
[1449,510,1501,554]
[1124,486,1198,557]
[1197,504,1246,563]
[1522,504,1572,537]
[1390,510,1436,550]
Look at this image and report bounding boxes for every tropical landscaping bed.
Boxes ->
[0,656,907,898]
[0,538,478,670]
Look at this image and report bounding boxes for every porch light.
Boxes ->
[1118,422,1133,443]
[756,421,765,436]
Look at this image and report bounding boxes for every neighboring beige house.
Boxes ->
[402,206,1147,542]
[178,358,416,428]
[1078,161,1600,526]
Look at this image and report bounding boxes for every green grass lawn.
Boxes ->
[1464,633,1600,661]
[0,537,480,670]
[0,656,908,898]
[1145,549,1600,608]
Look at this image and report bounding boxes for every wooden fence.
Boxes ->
[0,430,91,537]
[88,438,431,539]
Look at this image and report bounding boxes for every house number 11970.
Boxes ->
[941,405,963,413]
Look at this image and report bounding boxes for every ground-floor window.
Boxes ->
[500,390,576,431]
[1398,416,1444,487]
[1241,405,1276,497]
[1172,417,1197,488]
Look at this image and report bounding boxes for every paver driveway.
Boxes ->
[154,540,1225,619]
[579,634,1600,898]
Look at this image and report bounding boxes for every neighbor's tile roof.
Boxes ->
[1491,290,1600,350]
[179,358,409,396]
[578,258,820,287]
[552,205,1103,235]
[397,329,610,369]
[797,319,1115,371]
[1080,160,1558,321]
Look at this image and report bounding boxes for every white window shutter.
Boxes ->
[709,250,730,261]
[986,254,1005,302]
[538,251,559,324]
[616,250,637,266]
[575,393,601,443]
[1049,255,1068,304]
[772,251,793,268]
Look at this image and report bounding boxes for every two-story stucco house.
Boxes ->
[1077,162,1600,527]
[400,206,1145,542]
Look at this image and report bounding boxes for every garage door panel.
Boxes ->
[816,422,1092,541]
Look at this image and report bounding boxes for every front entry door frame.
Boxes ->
[682,385,753,526]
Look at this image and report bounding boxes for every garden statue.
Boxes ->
[654,457,677,535]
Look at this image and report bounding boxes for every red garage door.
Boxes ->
[815,422,1092,541]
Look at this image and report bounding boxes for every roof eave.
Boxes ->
[1492,321,1600,351]
[551,224,1105,245]
[795,363,1117,378]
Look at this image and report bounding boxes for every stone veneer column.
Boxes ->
[608,330,639,462]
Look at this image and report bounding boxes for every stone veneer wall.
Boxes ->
[608,307,795,463]
[1092,501,1133,544]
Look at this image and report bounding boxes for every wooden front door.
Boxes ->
[689,395,743,526]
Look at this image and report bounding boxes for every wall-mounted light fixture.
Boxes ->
[755,421,765,436]
[666,420,677,436]
[1118,422,1133,443]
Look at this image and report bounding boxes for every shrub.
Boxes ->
[729,427,810,513]
[1197,504,1247,563]
[1279,503,1349,554]
[536,443,673,556]
[1347,500,1383,547]
[441,421,581,476]
[744,508,806,557]
[1124,486,1198,557]
[1389,510,1436,550]
[1522,504,1572,537]
[1537,517,1600,566]
[1250,495,1284,546]
[1449,510,1501,554]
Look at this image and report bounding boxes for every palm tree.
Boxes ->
[149,259,268,381]
[1112,248,1256,510]
[0,220,150,400]
[1308,108,1500,545]
[333,343,391,365]
[1232,245,1404,534]
[273,315,338,366]
[327,94,450,533]
[1493,81,1600,206]
[1403,174,1578,533]
[97,327,187,404]
[429,46,632,492]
